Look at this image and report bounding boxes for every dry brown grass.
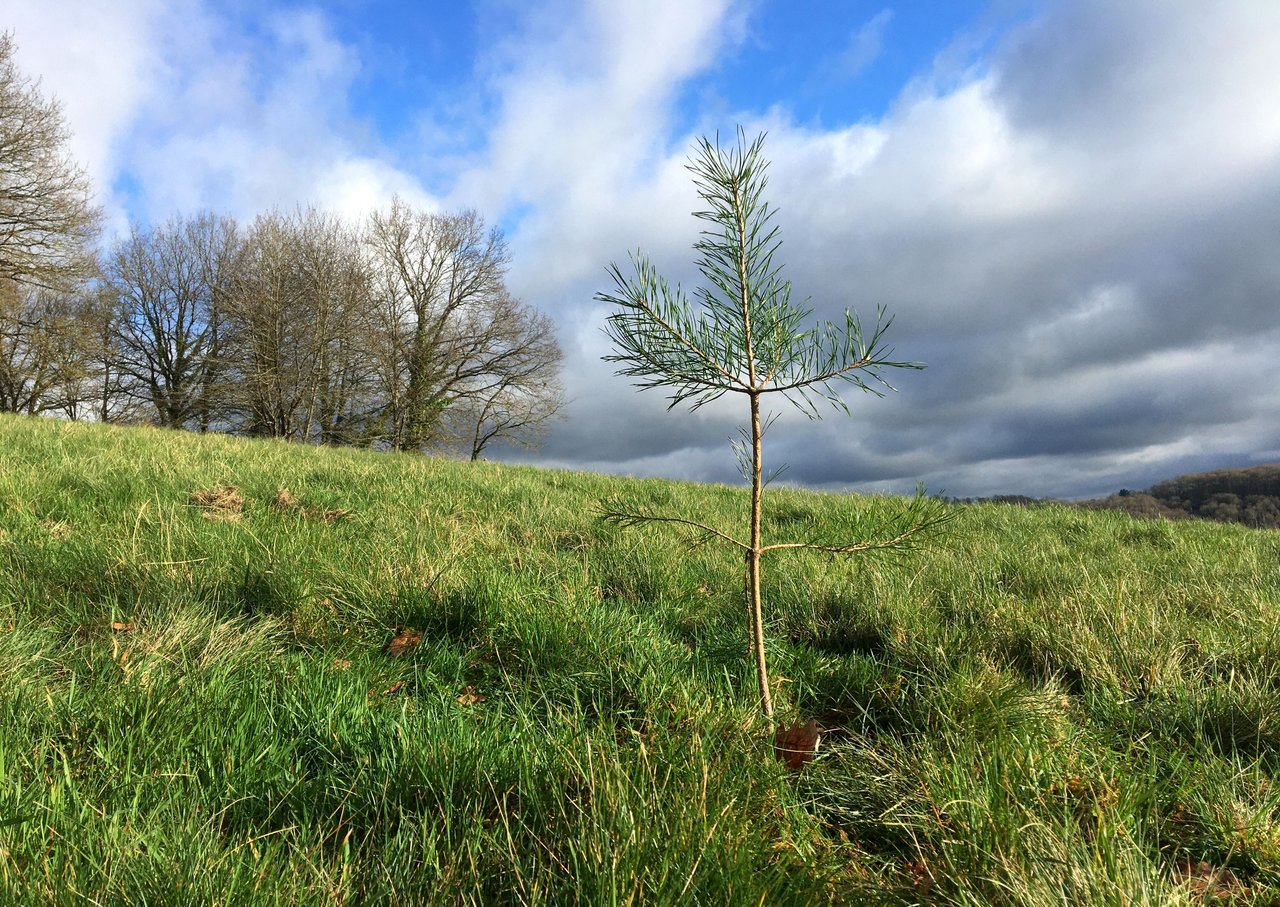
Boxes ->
[189,485,245,521]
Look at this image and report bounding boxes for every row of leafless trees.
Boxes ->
[2,204,564,458]
[1,32,563,459]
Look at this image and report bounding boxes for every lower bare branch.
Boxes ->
[598,505,750,552]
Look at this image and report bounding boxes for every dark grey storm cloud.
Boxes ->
[496,0,1280,499]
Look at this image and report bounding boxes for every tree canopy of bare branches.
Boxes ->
[224,208,375,443]
[0,32,100,292]
[108,213,240,430]
[366,201,563,454]
[93,201,563,457]
[0,280,82,414]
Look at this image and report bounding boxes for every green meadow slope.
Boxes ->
[2,413,1279,905]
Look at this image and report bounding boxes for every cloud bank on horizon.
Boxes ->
[7,0,1280,499]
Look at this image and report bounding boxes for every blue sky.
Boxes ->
[8,1,1280,498]
[325,3,1003,140]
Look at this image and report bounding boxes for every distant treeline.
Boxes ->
[1,205,565,461]
[1087,464,1280,528]
[951,464,1280,529]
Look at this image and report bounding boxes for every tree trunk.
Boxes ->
[748,390,773,721]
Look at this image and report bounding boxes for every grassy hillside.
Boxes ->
[2,413,1279,905]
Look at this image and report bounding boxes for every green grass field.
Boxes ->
[2,412,1279,905]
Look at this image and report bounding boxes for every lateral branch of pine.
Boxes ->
[599,490,949,556]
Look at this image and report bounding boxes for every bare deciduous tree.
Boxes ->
[70,282,137,423]
[0,275,135,421]
[223,208,377,443]
[444,300,565,460]
[366,200,563,453]
[109,213,240,430]
[0,32,100,291]
[290,209,377,445]
[0,279,77,413]
[224,210,313,439]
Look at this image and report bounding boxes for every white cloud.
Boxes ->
[7,0,169,231]
[9,0,439,231]
[313,158,440,223]
[451,0,737,293]
[995,1,1280,200]
[837,8,893,81]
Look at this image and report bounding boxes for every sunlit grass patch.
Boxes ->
[2,413,1280,903]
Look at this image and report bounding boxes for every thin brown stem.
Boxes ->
[730,167,774,723]
[748,390,773,722]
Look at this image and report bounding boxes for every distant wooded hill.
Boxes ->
[953,464,1280,529]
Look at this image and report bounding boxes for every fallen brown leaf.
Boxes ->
[384,680,405,695]
[1173,859,1249,902]
[110,621,133,632]
[456,684,485,706]
[385,629,422,658]
[774,719,821,771]
[903,860,935,898]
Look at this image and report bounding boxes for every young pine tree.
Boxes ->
[597,130,947,722]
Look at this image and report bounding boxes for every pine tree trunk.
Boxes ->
[748,390,773,721]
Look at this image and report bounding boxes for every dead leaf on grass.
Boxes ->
[773,719,821,772]
[385,629,422,658]
[456,684,485,706]
[903,860,935,898]
[110,621,134,633]
[1173,859,1249,902]
[384,680,405,695]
